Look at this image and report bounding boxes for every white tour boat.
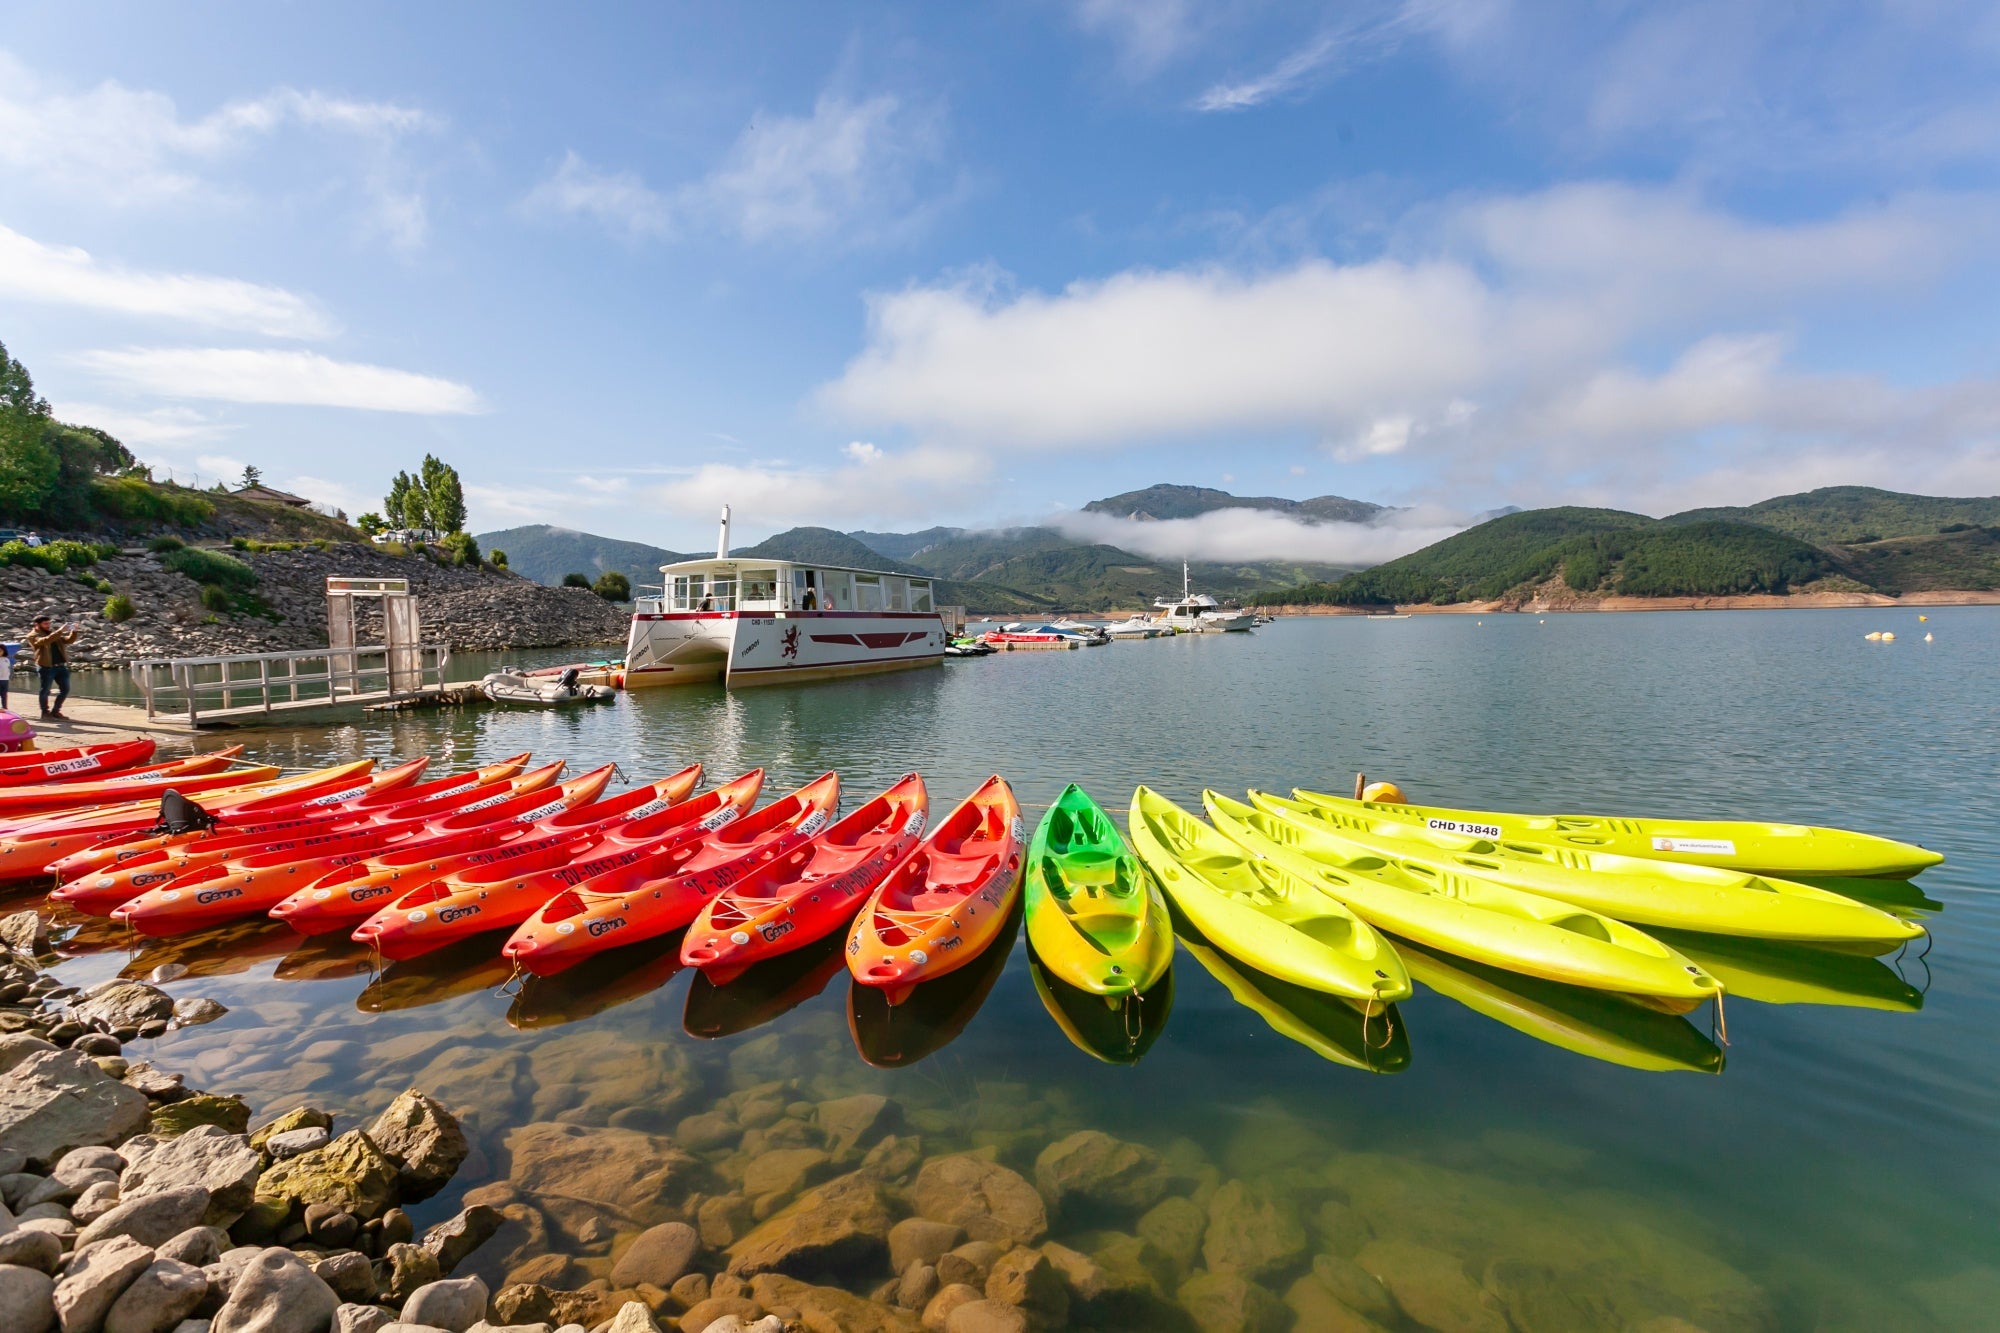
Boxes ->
[1152,563,1258,633]
[624,507,948,688]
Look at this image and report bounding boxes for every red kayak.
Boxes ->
[278,764,718,935]
[354,768,754,960]
[46,755,514,892]
[683,774,929,985]
[0,752,279,820]
[502,773,841,976]
[846,775,1024,1005]
[0,740,156,786]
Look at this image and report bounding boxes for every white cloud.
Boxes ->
[1054,507,1467,565]
[0,51,439,244]
[654,445,988,528]
[47,401,221,446]
[0,224,333,337]
[843,441,884,463]
[1194,34,1350,112]
[525,91,949,246]
[1075,0,1201,77]
[73,348,485,415]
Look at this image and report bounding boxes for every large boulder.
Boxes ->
[76,1186,213,1250]
[610,1222,699,1290]
[909,1157,1047,1248]
[119,1126,263,1222]
[748,1272,922,1333]
[103,1257,208,1333]
[1354,1240,1507,1333]
[52,1234,154,1333]
[253,1131,401,1222]
[983,1247,1068,1328]
[1176,1271,1289,1333]
[1033,1132,1170,1217]
[69,982,175,1032]
[366,1091,468,1201]
[814,1095,900,1161]
[0,1049,152,1167]
[726,1171,893,1279]
[502,1123,704,1227]
[1203,1182,1306,1282]
[148,1094,251,1139]
[401,1275,488,1332]
[209,1247,339,1333]
[420,1205,503,1276]
[0,1264,57,1333]
[0,909,50,956]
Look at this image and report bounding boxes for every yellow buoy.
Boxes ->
[1360,781,1407,804]
[1882,632,1896,641]
[1865,632,1883,641]
[1918,615,1929,621]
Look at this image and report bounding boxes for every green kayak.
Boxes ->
[1024,783,1175,996]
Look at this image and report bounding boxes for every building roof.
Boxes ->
[234,484,313,507]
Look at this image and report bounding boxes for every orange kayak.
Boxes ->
[111,823,437,935]
[846,775,1024,1005]
[47,754,529,881]
[0,759,374,880]
[502,772,840,977]
[684,774,929,985]
[0,740,157,785]
[0,753,263,818]
[354,767,744,961]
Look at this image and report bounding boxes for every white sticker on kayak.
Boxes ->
[796,809,829,839]
[1427,817,1502,839]
[1010,816,1026,845]
[904,811,927,838]
[698,806,741,832]
[1651,837,1737,855]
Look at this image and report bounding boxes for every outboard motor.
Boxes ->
[147,789,218,836]
[557,667,581,696]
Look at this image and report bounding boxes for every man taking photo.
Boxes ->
[26,615,77,719]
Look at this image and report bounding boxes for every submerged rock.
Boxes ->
[748,1272,921,1332]
[1033,1132,1170,1218]
[1355,1240,1507,1333]
[610,1222,699,1290]
[1176,1270,1289,1333]
[909,1157,1047,1249]
[726,1171,893,1278]
[1136,1196,1206,1275]
[982,1247,1068,1328]
[889,1219,965,1276]
[502,1123,704,1228]
[1203,1182,1306,1282]
[421,1205,503,1277]
[815,1095,900,1161]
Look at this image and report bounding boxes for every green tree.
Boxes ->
[356,512,386,537]
[385,471,419,531]
[0,340,48,417]
[562,572,592,588]
[440,531,480,567]
[419,454,466,534]
[592,571,631,601]
[489,548,507,569]
[0,417,58,518]
[241,464,262,489]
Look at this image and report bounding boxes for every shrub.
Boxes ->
[199,584,231,612]
[103,593,134,622]
[439,531,480,567]
[90,542,120,561]
[489,549,507,569]
[592,571,631,601]
[229,535,250,550]
[562,572,591,589]
[0,540,63,573]
[148,534,185,553]
[43,539,98,571]
[94,578,113,594]
[162,546,258,590]
[91,475,213,526]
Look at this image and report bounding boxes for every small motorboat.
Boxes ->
[980,623,1106,648]
[944,637,995,657]
[481,667,616,707]
[1101,617,1166,639]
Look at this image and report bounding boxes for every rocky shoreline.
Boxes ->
[4,544,627,666]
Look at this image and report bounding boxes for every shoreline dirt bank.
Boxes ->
[1264,589,2000,616]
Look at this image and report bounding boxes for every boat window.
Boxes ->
[706,576,735,612]
[825,571,854,610]
[670,575,694,611]
[740,569,779,608]
[910,579,933,613]
[885,577,907,611]
[855,573,883,611]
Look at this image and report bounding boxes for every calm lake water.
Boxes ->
[35,610,2000,1330]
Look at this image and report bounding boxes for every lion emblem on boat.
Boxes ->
[781,625,801,660]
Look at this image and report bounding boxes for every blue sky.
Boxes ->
[4,1,1999,560]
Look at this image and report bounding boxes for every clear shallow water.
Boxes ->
[30,610,2000,1330]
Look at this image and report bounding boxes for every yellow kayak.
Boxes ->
[1024,784,1174,996]
[1128,787,1410,1005]
[1292,787,1943,879]
[1255,791,1924,955]
[1027,951,1173,1066]
[1177,931,1408,1073]
[1398,940,1723,1074]
[1204,792,1720,1007]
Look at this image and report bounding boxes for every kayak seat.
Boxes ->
[908,890,969,912]
[1549,913,1615,942]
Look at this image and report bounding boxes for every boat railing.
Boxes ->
[129,642,452,725]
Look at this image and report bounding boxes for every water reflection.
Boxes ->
[508,934,686,1031]
[272,934,376,983]
[354,934,513,1013]
[1177,931,1409,1073]
[1028,950,1173,1065]
[1654,931,1926,1011]
[847,904,1020,1068]
[1399,939,1724,1073]
[682,933,845,1039]
[115,919,298,980]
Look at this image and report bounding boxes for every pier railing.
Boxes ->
[130,643,452,726]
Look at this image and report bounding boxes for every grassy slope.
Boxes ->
[1668,485,2000,544]
[1083,482,1384,523]
[476,524,689,589]
[1834,527,2000,594]
[1291,507,1652,605]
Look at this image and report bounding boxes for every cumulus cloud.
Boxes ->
[0,224,333,337]
[1055,506,1468,565]
[0,51,440,245]
[73,348,485,414]
[525,92,950,246]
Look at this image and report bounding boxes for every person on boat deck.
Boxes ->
[699,594,713,611]
[0,641,11,710]
[802,587,818,609]
[26,615,77,719]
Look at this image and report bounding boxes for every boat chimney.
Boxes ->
[716,505,731,559]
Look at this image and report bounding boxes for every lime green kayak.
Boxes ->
[1649,930,1924,1012]
[1254,790,1924,955]
[1292,787,1943,879]
[1204,792,1720,1006]
[1397,940,1723,1074]
[1027,950,1173,1065]
[1128,787,1410,1005]
[1025,784,1174,996]
[1177,931,1409,1074]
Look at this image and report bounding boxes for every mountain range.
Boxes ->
[482,483,2000,610]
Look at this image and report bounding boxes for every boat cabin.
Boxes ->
[636,558,938,616]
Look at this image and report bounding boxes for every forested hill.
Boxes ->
[1084,483,1386,524]
[1666,486,2000,545]
[1264,494,2000,607]
[475,525,688,591]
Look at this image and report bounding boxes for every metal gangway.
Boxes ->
[129,576,451,726]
